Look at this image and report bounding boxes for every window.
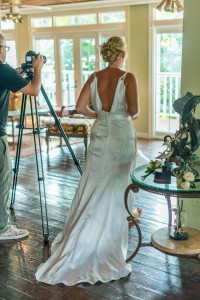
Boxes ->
[154,30,182,134]
[154,9,183,20]
[31,17,52,28]
[59,38,75,106]
[99,11,125,23]
[6,40,17,68]
[151,5,183,137]
[2,21,18,67]
[80,38,96,85]
[1,21,15,30]
[31,10,126,28]
[34,39,56,106]
[54,14,97,26]
[30,7,127,107]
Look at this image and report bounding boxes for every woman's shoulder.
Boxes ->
[124,72,137,84]
[87,69,136,84]
[124,71,136,79]
[86,72,97,85]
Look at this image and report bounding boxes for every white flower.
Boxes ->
[180,181,190,189]
[176,176,183,187]
[183,171,195,182]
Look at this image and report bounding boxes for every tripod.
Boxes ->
[10,77,83,242]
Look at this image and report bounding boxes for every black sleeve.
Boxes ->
[2,64,29,93]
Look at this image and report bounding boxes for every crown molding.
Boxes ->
[18,0,159,15]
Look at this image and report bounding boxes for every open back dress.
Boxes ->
[35,71,137,286]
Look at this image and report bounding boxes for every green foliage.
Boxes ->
[60,39,74,70]
[141,160,162,181]
[160,33,182,73]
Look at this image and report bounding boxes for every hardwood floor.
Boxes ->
[1,138,200,300]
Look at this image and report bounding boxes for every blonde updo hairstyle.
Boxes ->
[100,36,126,63]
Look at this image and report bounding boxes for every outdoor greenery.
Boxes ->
[159,33,182,117]
[160,33,182,73]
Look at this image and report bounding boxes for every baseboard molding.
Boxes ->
[137,132,150,139]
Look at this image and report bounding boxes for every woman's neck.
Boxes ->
[107,63,122,69]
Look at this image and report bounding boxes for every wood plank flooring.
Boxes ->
[1,138,200,300]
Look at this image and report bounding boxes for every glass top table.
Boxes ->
[130,163,200,197]
[125,163,200,262]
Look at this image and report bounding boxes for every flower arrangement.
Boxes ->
[141,143,198,189]
[142,159,197,189]
[141,92,200,189]
[173,165,196,189]
[141,160,162,181]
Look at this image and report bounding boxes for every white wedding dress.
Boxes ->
[35,72,137,286]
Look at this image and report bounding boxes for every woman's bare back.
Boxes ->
[76,66,139,119]
[95,67,126,112]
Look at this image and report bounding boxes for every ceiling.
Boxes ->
[0,0,159,14]
[20,0,101,5]
[0,0,159,7]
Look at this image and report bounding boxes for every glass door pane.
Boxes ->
[35,39,56,106]
[6,40,17,67]
[154,32,182,134]
[80,38,96,85]
[59,39,75,107]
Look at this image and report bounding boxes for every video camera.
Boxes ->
[21,50,46,71]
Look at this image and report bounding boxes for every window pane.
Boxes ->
[160,34,182,72]
[1,21,15,30]
[99,36,108,69]
[80,38,95,85]
[31,17,52,28]
[155,33,182,134]
[54,14,97,26]
[154,8,183,20]
[60,39,75,106]
[6,40,17,68]
[35,39,56,106]
[99,11,125,24]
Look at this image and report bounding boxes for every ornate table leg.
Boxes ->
[166,195,172,228]
[169,197,188,240]
[124,183,142,263]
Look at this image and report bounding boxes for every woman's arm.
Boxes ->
[125,73,140,120]
[76,74,97,119]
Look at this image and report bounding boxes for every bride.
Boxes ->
[35,36,141,286]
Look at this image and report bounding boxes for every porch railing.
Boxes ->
[156,72,181,118]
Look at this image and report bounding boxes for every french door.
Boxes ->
[34,38,56,106]
[152,26,182,137]
[33,30,126,107]
[59,34,97,107]
[34,33,98,107]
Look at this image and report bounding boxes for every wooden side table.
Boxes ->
[45,117,94,156]
[125,164,200,262]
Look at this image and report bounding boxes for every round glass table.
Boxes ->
[125,164,200,262]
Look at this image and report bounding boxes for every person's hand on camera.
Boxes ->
[32,53,44,71]
[15,67,24,74]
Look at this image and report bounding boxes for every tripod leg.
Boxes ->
[10,94,27,208]
[30,98,49,242]
[40,85,83,175]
